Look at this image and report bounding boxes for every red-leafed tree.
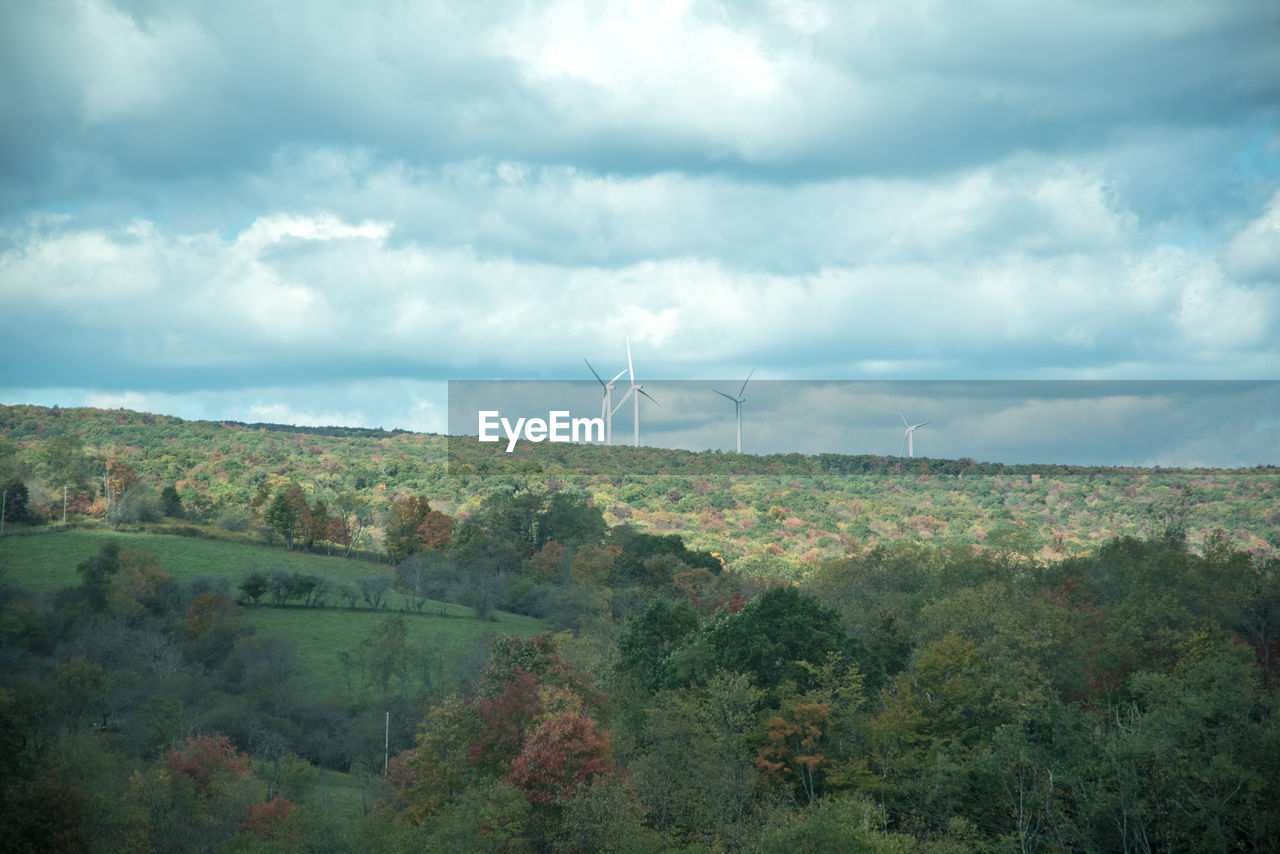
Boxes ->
[505,712,614,807]
[236,794,302,843]
[468,670,544,774]
[163,735,253,798]
[478,634,604,713]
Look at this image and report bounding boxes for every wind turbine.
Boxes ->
[584,359,628,445]
[712,368,754,453]
[612,338,660,447]
[893,397,930,458]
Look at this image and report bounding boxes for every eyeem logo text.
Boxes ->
[478,410,605,452]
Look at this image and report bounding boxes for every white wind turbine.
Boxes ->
[713,368,754,454]
[584,359,628,445]
[893,397,931,458]
[612,338,660,447]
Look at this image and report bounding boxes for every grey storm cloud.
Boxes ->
[1,0,1277,464]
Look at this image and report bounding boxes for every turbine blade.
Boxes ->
[612,388,635,415]
[891,394,908,427]
[638,387,661,407]
[737,367,754,399]
[626,337,634,382]
[914,421,931,429]
[611,369,628,384]
[712,389,738,402]
[584,358,606,387]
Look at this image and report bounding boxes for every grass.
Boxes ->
[0,527,552,702]
[243,604,549,703]
[0,527,393,592]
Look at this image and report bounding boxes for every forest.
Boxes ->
[0,404,1277,852]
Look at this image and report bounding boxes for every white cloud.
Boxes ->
[1,0,1276,463]
[31,380,451,434]
[1226,188,1280,281]
[69,0,218,125]
[3,184,1275,388]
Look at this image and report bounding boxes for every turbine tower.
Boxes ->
[584,358,627,445]
[712,368,754,453]
[893,397,930,458]
[612,338,659,447]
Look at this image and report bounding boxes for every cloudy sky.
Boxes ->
[1,1,1277,465]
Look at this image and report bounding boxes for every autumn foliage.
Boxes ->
[162,735,252,797]
[756,701,833,804]
[384,495,454,562]
[505,712,614,806]
[184,593,236,638]
[468,670,543,773]
[237,794,302,843]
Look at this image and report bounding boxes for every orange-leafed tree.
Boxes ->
[530,540,567,579]
[236,794,302,844]
[184,593,237,639]
[300,497,329,552]
[756,701,833,805]
[105,458,140,506]
[385,495,454,563]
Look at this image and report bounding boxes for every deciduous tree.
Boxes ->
[384,495,454,563]
[505,711,614,807]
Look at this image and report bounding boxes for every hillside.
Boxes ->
[2,403,1275,565]
[2,404,1278,851]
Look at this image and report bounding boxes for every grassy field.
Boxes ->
[0,527,551,702]
[244,604,548,702]
[0,527,394,592]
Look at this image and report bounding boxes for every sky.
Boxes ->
[1,0,1277,466]
[448,380,1279,468]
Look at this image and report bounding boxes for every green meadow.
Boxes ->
[0,528,550,703]
[0,528,389,592]
[244,605,548,703]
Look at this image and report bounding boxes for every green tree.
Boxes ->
[35,433,90,490]
[238,571,269,606]
[543,493,607,549]
[616,598,699,693]
[669,586,877,695]
[397,695,482,823]
[265,489,301,549]
[159,485,185,518]
[339,614,411,701]
[330,491,371,557]
[1,477,32,525]
[557,777,662,854]
[76,541,122,611]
